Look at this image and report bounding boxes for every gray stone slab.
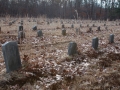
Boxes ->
[62,29,66,36]
[2,41,22,73]
[19,26,23,31]
[68,42,77,56]
[109,34,114,43]
[92,37,98,50]
[33,26,37,30]
[37,30,43,37]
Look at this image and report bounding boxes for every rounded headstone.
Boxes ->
[37,30,43,37]
[2,41,22,73]
[71,24,74,28]
[68,42,77,56]
[32,26,37,30]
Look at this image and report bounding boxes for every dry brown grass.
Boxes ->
[0,17,120,90]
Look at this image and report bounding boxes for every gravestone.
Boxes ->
[33,26,37,30]
[87,24,89,27]
[105,27,108,30]
[89,27,93,33]
[62,24,65,28]
[19,25,23,31]
[109,34,114,43]
[93,24,95,27]
[92,37,98,50]
[76,28,80,34]
[104,24,106,26]
[9,22,12,26]
[0,27,1,32]
[97,26,100,31]
[37,30,43,37]
[80,24,82,27]
[71,24,74,28]
[21,20,23,23]
[18,31,25,39]
[2,41,22,73]
[68,42,77,56]
[62,29,66,36]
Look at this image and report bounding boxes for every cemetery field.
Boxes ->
[0,18,120,90]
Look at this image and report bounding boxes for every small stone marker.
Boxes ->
[62,29,66,36]
[97,26,100,31]
[104,24,106,26]
[87,24,89,27]
[0,27,1,32]
[9,22,12,26]
[18,31,25,39]
[92,37,98,50]
[109,34,114,43]
[19,25,23,31]
[37,30,43,37]
[68,42,77,55]
[62,24,64,28]
[2,41,22,73]
[71,24,74,28]
[89,27,92,32]
[80,24,82,27]
[105,27,108,30]
[76,28,80,34]
[93,24,95,27]
[33,26,37,30]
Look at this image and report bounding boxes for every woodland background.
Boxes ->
[0,0,120,20]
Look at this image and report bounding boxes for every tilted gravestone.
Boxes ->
[37,30,43,37]
[19,25,23,31]
[18,31,25,39]
[62,29,66,36]
[92,37,98,50]
[68,42,77,56]
[109,34,114,43]
[32,26,37,30]
[2,41,22,73]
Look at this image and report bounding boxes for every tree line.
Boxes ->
[0,0,120,20]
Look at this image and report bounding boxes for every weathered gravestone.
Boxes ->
[71,24,74,28]
[92,37,98,50]
[32,26,37,30]
[62,24,65,28]
[109,34,114,43]
[93,24,95,27]
[19,25,23,31]
[76,28,80,34]
[62,29,66,36]
[37,30,43,37]
[68,42,77,56]
[0,27,1,32]
[2,41,22,73]
[97,26,100,31]
[80,24,82,27]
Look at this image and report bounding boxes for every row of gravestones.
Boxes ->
[1,34,114,73]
